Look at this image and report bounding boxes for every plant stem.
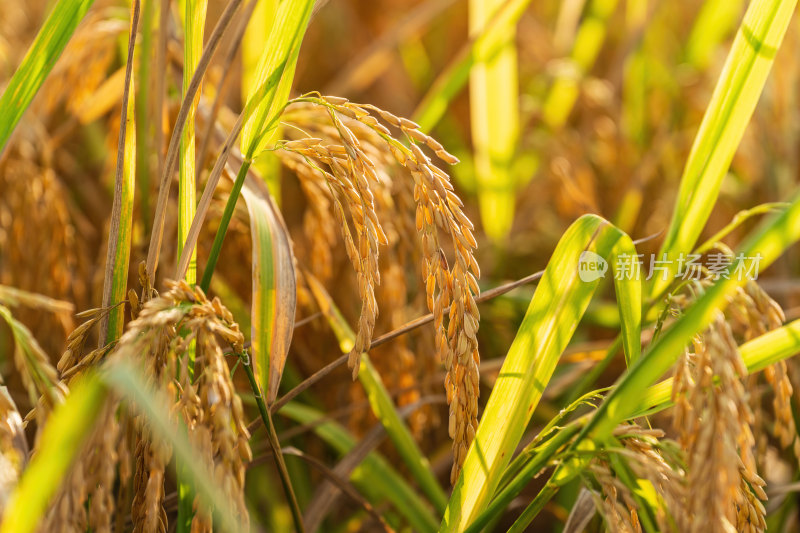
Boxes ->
[146,0,245,279]
[199,160,252,292]
[177,0,208,528]
[506,482,559,533]
[240,351,305,532]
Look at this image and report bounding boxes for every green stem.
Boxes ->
[506,482,559,533]
[177,464,194,532]
[199,160,252,292]
[177,0,207,527]
[240,351,305,533]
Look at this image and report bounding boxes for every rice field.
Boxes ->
[1,0,800,531]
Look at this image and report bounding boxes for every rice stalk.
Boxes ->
[146,0,245,280]
[651,0,797,298]
[187,0,315,295]
[175,1,208,527]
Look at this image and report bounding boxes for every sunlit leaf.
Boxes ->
[651,0,796,298]
[0,0,95,154]
[441,214,640,532]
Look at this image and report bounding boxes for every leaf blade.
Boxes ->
[0,373,106,533]
[651,0,797,297]
[241,175,296,403]
[441,214,636,532]
[0,0,95,154]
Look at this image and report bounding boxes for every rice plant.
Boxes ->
[2,0,800,532]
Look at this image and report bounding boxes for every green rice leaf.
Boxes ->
[0,373,106,533]
[651,0,797,298]
[104,73,136,343]
[563,188,800,489]
[441,214,639,532]
[0,0,95,154]
[177,0,208,288]
[240,0,315,159]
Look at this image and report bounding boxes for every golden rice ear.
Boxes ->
[587,459,642,533]
[671,312,762,533]
[106,282,250,533]
[723,282,797,455]
[278,97,481,479]
[609,426,688,532]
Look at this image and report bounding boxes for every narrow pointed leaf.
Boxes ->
[611,239,642,366]
[177,0,208,287]
[468,315,800,530]
[564,190,800,486]
[0,373,106,533]
[99,0,138,345]
[641,317,800,411]
[240,0,315,159]
[105,73,136,343]
[651,0,797,297]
